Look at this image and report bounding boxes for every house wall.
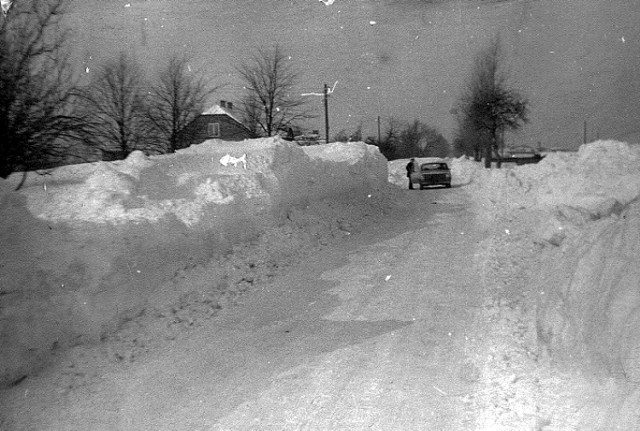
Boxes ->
[177,114,252,149]
[219,115,253,141]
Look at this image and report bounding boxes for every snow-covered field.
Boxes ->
[2,138,640,428]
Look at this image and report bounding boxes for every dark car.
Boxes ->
[412,161,452,189]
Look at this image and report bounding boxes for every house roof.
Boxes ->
[202,104,243,125]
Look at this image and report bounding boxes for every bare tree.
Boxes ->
[236,44,312,137]
[333,129,349,143]
[79,52,153,158]
[398,120,449,159]
[366,117,449,160]
[239,93,261,138]
[145,55,221,152]
[374,117,403,159]
[333,125,363,143]
[349,124,363,142]
[452,113,488,161]
[0,0,87,179]
[456,35,529,168]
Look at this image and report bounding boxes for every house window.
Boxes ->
[207,122,220,137]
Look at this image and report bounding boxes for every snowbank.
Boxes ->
[461,140,640,419]
[464,140,640,214]
[536,200,640,381]
[0,138,388,387]
[389,141,640,246]
[388,141,640,218]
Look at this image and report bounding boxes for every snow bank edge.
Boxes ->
[0,138,389,388]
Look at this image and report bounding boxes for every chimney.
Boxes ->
[220,100,226,108]
[227,101,233,110]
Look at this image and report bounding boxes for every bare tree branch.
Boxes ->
[145,55,222,152]
[77,52,156,157]
[0,0,89,179]
[455,35,529,167]
[399,120,449,158]
[236,44,313,137]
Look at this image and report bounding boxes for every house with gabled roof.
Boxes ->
[176,100,254,149]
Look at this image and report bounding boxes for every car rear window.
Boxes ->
[421,163,448,171]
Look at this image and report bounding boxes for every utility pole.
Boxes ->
[301,82,337,145]
[324,84,330,144]
[377,116,381,144]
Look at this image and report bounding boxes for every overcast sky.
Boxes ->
[67,0,640,149]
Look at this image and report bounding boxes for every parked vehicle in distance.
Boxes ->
[410,160,452,189]
[497,146,546,165]
[513,153,544,165]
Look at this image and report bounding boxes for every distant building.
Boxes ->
[176,100,254,149]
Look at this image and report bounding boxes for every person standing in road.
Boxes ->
[406,158,416,189]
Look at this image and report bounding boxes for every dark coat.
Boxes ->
[406,161,415,177]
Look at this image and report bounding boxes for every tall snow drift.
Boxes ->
[441,141,640,410]
[0,137,388,388]
[463,140,640,216]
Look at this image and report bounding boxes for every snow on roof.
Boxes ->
[201,104,243,125]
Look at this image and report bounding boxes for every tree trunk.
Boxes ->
[483,138,492,168]
[495,129,503,169]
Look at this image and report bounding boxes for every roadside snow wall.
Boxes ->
[462,140,640,388]
[0,137,388,387]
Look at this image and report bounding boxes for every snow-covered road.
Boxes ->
[210,187,484,430]
[3,138,640,429]
[1,187,491,430]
